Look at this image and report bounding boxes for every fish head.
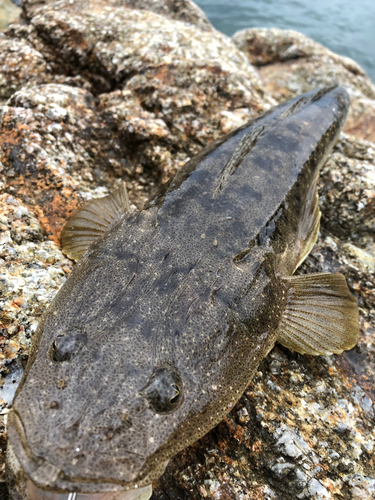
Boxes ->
[8,235,277,500]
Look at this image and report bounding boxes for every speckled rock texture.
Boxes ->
[232,28,375,143]
[21,0,273,182]
[0,34,52,104]
[0,2,374,499]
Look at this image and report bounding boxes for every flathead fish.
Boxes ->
[7,86,358,500]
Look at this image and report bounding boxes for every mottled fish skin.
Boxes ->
[8,87,351,496]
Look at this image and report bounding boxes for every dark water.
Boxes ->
[195,0,375,82]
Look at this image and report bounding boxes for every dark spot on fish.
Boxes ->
[234,183,262,203]
[251,155,272,172]
[122,414,133,429]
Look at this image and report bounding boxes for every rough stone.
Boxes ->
[114,0,214,32]
[0,34,55,105]
[232,28,375,143]
[0,84,130,242]
[0,2,374,499]
[18,0,273,183]
[0,193,73,370]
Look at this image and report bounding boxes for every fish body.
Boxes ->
[7,86,358,500]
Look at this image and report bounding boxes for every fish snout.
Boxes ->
[26,480,152,500]
[7,412,152,500]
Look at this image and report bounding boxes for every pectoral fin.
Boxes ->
[293,175,321,271]
[61,182,130,261]
[277,273,359,355]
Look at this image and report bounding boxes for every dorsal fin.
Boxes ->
[61,182,130,261]
[277,273,359,355]
[214,125,265,196]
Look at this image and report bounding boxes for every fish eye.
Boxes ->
[49,328,87,362]
[143,367,183,414]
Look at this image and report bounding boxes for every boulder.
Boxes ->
[232,28,375,143]
[0,0,20,31]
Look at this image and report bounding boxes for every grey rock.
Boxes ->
[233,28,375,143]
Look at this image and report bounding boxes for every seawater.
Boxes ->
[195,0,375,83]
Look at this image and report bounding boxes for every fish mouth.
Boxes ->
[7,411,154,500]
[9,441,153,500]
[26,479,152,500]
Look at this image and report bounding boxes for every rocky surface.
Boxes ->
[0,1,374,499]
[0,84,129,242]
[0,0,20,32]
[0,34,48,104]
[232,28,375,144]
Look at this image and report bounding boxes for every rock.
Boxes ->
[0,0,20,32]
[232,28,375,143]
[16,0,273,183]
[0,1,374,499]
[0,194,73,369]
[114,0,214,32]
[0,84,129,241]
[0,34,55,105]
[319,135,375,253]
[0,27,96,106]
